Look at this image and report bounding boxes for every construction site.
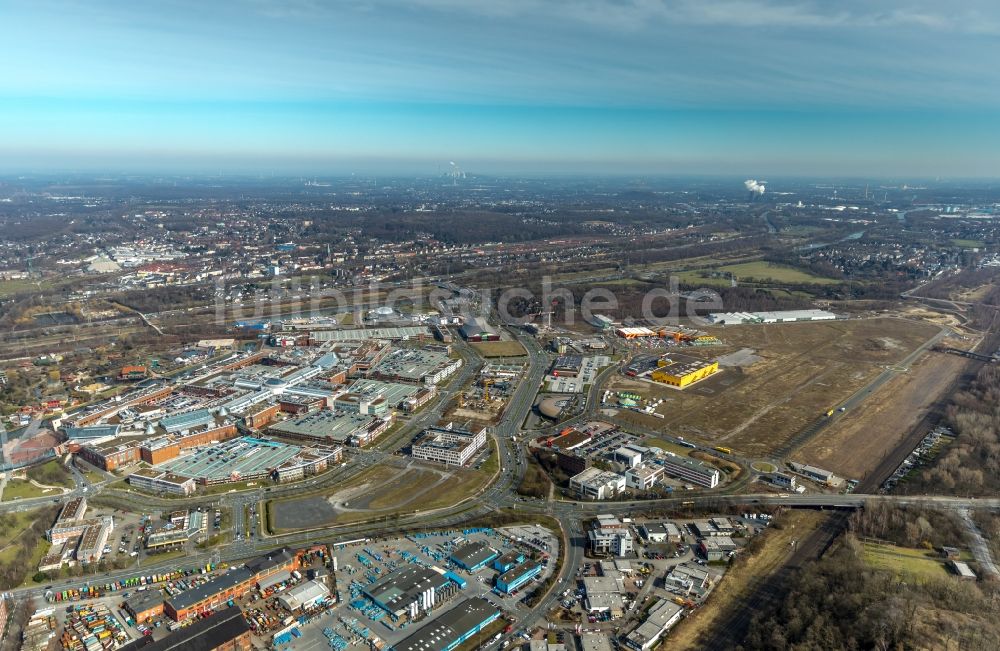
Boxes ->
[444,369,521,431]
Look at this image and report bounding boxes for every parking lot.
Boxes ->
[569,421,641,459]
[42,580,193,648]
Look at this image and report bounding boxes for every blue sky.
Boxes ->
[2,0,999,176]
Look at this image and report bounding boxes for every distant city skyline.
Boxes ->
[3,1,999,176]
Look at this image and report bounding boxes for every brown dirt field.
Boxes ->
[605,318,941,458]
[796,350,968,479]
[899,305,963,329]
[669,511,825,650]
[449,405,502,422]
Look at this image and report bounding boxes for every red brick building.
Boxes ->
[164,549,299,622]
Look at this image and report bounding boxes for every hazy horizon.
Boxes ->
[3,1,999,176]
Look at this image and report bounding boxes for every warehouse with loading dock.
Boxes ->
[277,580,331,611]
[624,598,684,651]
[364,565,456,619]
[459,319,500,342]
[496,560,541,594]
[449,541,499,572]
[164,548,299,621]
[124,591,165,624]
[650,355,719,388]
[389,598,501,651]
[120,607,251,651]
[706,309,837,325]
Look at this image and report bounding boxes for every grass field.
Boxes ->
[364,455,496,513]
[27,459,75,488]
[197,532,230,549]
[952,239,985,248]
[0,510,45,554]
[762,288,814,300]
[545,250,758,287]
[10,539,49,578]
[798,348,968,478]
[751,461,778,473]
[1,479,58,501]
[0,507,56,588]
[675,261,839,287]
[144,549,188,564]
[643,437,696,457]
[470,340,527,358]
[478,438,500,475]
[592,278,648,286]
[604,317,941,460]
[361,466,441,511]
[862,542,949,581]
[82,469,106,484]
[0,278,53,298]
[780,225,825,236]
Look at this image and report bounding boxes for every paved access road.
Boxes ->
[958,508,1000,579]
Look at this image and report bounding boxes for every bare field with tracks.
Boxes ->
[797,349,968,479]
[606,318,941,459]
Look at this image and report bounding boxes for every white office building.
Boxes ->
[410,426,487,466]
[570,468,626,500]
[659,455,720,488]
[625,464,663,490]
[589,515,634,556]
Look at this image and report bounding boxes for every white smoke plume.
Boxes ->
[744,179,766,195]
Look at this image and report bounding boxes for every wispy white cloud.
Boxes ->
[0,0,997,173]
[4,0,1000,113]
[349,0,1000,34]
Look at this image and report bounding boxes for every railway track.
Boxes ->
[872,326,1000,496]
[695,510,849,649]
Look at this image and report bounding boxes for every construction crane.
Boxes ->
[482,378,494,401]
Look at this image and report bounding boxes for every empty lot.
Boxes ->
[268,457,493,533]
[798,348,968,478]
[605,317,941,460]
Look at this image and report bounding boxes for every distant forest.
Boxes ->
[302,208,713,246]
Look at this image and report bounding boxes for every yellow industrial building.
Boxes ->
[650,357,719,388]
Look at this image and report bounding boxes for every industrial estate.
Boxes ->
[0,174,998,651]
